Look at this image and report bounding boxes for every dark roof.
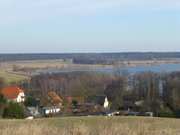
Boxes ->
[86,95,107,106]
[97,96,106,106]
[24,109,33,117]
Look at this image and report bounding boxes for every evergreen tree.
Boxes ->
[3,103,25,119]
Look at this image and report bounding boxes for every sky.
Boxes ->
[0,0,180,53]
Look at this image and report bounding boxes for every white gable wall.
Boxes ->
[16,92,25,103]
[103,97,109,109]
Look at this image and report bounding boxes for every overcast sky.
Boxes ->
[0,0,180,53]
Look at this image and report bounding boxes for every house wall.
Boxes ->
[16,92,25,103]
[7,98,17,103]
[45,108,60,114]
[103,97,109,108]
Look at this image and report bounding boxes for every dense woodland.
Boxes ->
[0,52,180,63]
[3,69,179,118]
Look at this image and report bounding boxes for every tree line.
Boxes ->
[0,52,180,62]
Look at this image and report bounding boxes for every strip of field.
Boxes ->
[0,60,111,83]
[0,116,180,135]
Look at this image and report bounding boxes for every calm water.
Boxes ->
[47,64,180,74]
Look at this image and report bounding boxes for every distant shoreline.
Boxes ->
[1,59,180,83]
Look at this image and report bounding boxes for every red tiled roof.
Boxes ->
[1,86,24,99]
[48,91,63,104]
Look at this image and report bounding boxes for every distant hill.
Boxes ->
[0,52,180,64]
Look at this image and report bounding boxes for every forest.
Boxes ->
[0,52,180,63]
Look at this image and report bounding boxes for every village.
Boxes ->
[0,85,154,119]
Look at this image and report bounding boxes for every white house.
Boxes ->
[97,96,109,109]
[1,86,25,103]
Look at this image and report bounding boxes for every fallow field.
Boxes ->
[0,116,180,135]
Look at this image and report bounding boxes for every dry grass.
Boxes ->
[0,60,112,83]
[6,60,112,69]
[0,116,180,135]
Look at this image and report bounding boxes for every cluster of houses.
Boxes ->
[1,85,154,119]
[0,86,111,119]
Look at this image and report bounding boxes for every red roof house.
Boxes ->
[1,86,25,103]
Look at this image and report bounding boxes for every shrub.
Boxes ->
[25,97,39,107]
[157,108,174,118]
[72,100,78,106]
[0,93,6,103]
[173,107,180,118]
[3,103,25,119]
[0,94,6,117]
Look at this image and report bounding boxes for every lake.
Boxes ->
[47,63,180,74]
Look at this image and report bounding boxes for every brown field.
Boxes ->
[0,116,180,135]
[0,60,111,83]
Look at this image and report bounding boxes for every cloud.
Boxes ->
[0,0,179,25]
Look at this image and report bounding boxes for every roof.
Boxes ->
[48,91,63,104]
[27,107,38,111]
[86,95,107,106]
[97,96,106,106]
[67,96,84,105]
[24,109,33,117]
[1,86,24,99]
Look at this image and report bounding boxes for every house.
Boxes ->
[103,97,109,108]
[97,96,109,109]
[40,106,61,116]
[67,96,84,105]
[89,96,109,108]
[1,86,25,103]
[87,95,109,109]
[48,91,63,106]
[26,107,40,117]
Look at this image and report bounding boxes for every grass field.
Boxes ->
[0,60,111,83]
[0,63,27,83]
[0,116,180,135]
